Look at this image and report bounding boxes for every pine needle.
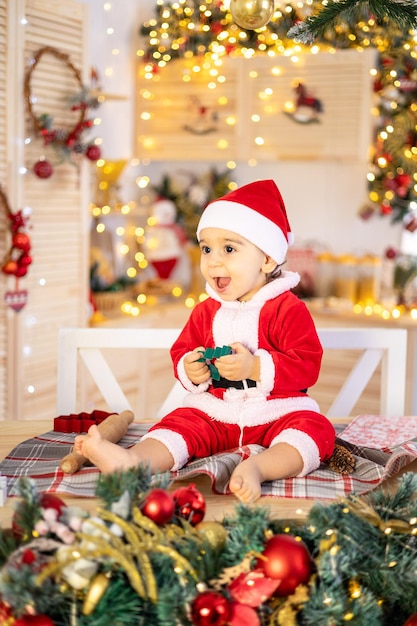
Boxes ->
[288,0,417,44]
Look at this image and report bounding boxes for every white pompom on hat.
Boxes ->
[196,179,294,265]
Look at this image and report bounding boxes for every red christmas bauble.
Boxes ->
[172,483,206,526]
[2,259,18,275]
[191,590,231,626]
[14,614,55,626]
[14,265,28,278]
[18,254,33,267]
[12,232,31,252]
[404,615,417,626]
[255,534,313,597]
[33,159,53,179]
[141,488,175,525]
[385,246,398,260]
[85,144,101,161]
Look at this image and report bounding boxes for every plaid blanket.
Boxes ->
[1,417,417,500]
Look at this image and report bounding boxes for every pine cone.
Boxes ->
[327,443,356,475]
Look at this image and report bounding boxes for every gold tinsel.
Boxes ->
[36,506,198,606]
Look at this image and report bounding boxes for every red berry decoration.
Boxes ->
[255,534,313,597]
[172,483,206,526]
[191,590,231,626]
[85,144,101,161]
[33,159,53,179]
[141,488,175,525]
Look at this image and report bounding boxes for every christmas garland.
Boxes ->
[2,471,417,625]
[288,0,417,44]
[24,46,101,178]
[0,186,32,312]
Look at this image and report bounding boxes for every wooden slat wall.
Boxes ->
[136,49,375,162]
[0,0,8,422]
[0,0,90,420]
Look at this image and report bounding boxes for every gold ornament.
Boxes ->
[82,572,110,615]
[94,159,128,206]
[196,521,228,550]
[229,0,275,30]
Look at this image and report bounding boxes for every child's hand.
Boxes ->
[184,347,211,385]
[215,342,260,382]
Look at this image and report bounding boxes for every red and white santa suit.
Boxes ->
[143,271,335,474]
[142,178,335,475]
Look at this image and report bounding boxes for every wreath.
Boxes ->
[24,46,101,178]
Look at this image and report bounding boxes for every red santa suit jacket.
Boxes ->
[171,271,323,425]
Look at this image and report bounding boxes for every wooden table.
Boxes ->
[0,420,326,529]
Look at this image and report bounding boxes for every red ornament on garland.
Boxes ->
[12,492,67,539]
[85,144,101,161]
[191,590,231,626]
[229,601,260,626]
[404,616,417,626]
[228,568,281,607]
[1,187,33,312]
[141,488,175,525]
[172,483,206,526]
[255,533,313,597]
[33,159,53,179]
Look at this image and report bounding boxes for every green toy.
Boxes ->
[197,345,232,381]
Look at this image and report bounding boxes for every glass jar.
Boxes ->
[357,255,381,304]
[334,254,358,303]
[315,251,336,298]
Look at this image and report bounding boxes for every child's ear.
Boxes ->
[262,255,278,274]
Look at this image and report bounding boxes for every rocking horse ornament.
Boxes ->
[284,81,324,124]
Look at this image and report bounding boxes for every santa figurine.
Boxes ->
[143,197,191,288]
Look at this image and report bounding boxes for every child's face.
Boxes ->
[199,227,276,301]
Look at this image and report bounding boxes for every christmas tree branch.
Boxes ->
[288,0,417,44]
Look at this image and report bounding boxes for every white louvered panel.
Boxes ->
[0,0,9,421]
[17,0,89,421]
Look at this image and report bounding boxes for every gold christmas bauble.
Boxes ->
[230,0,275,30]
[196,521,228,550]
[82,572,111,616]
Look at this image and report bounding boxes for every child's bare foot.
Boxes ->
[229,458,263,503]
[74,425,134,473]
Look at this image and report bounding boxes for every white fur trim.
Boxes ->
[256,349,275,394]
[182,392,319,426]
[141,428,189,471]
[271,428,320,476]
[197,200,289,264]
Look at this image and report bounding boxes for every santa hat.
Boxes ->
[196,179,294,264]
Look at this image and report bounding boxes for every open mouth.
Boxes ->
[214,276,231,291]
